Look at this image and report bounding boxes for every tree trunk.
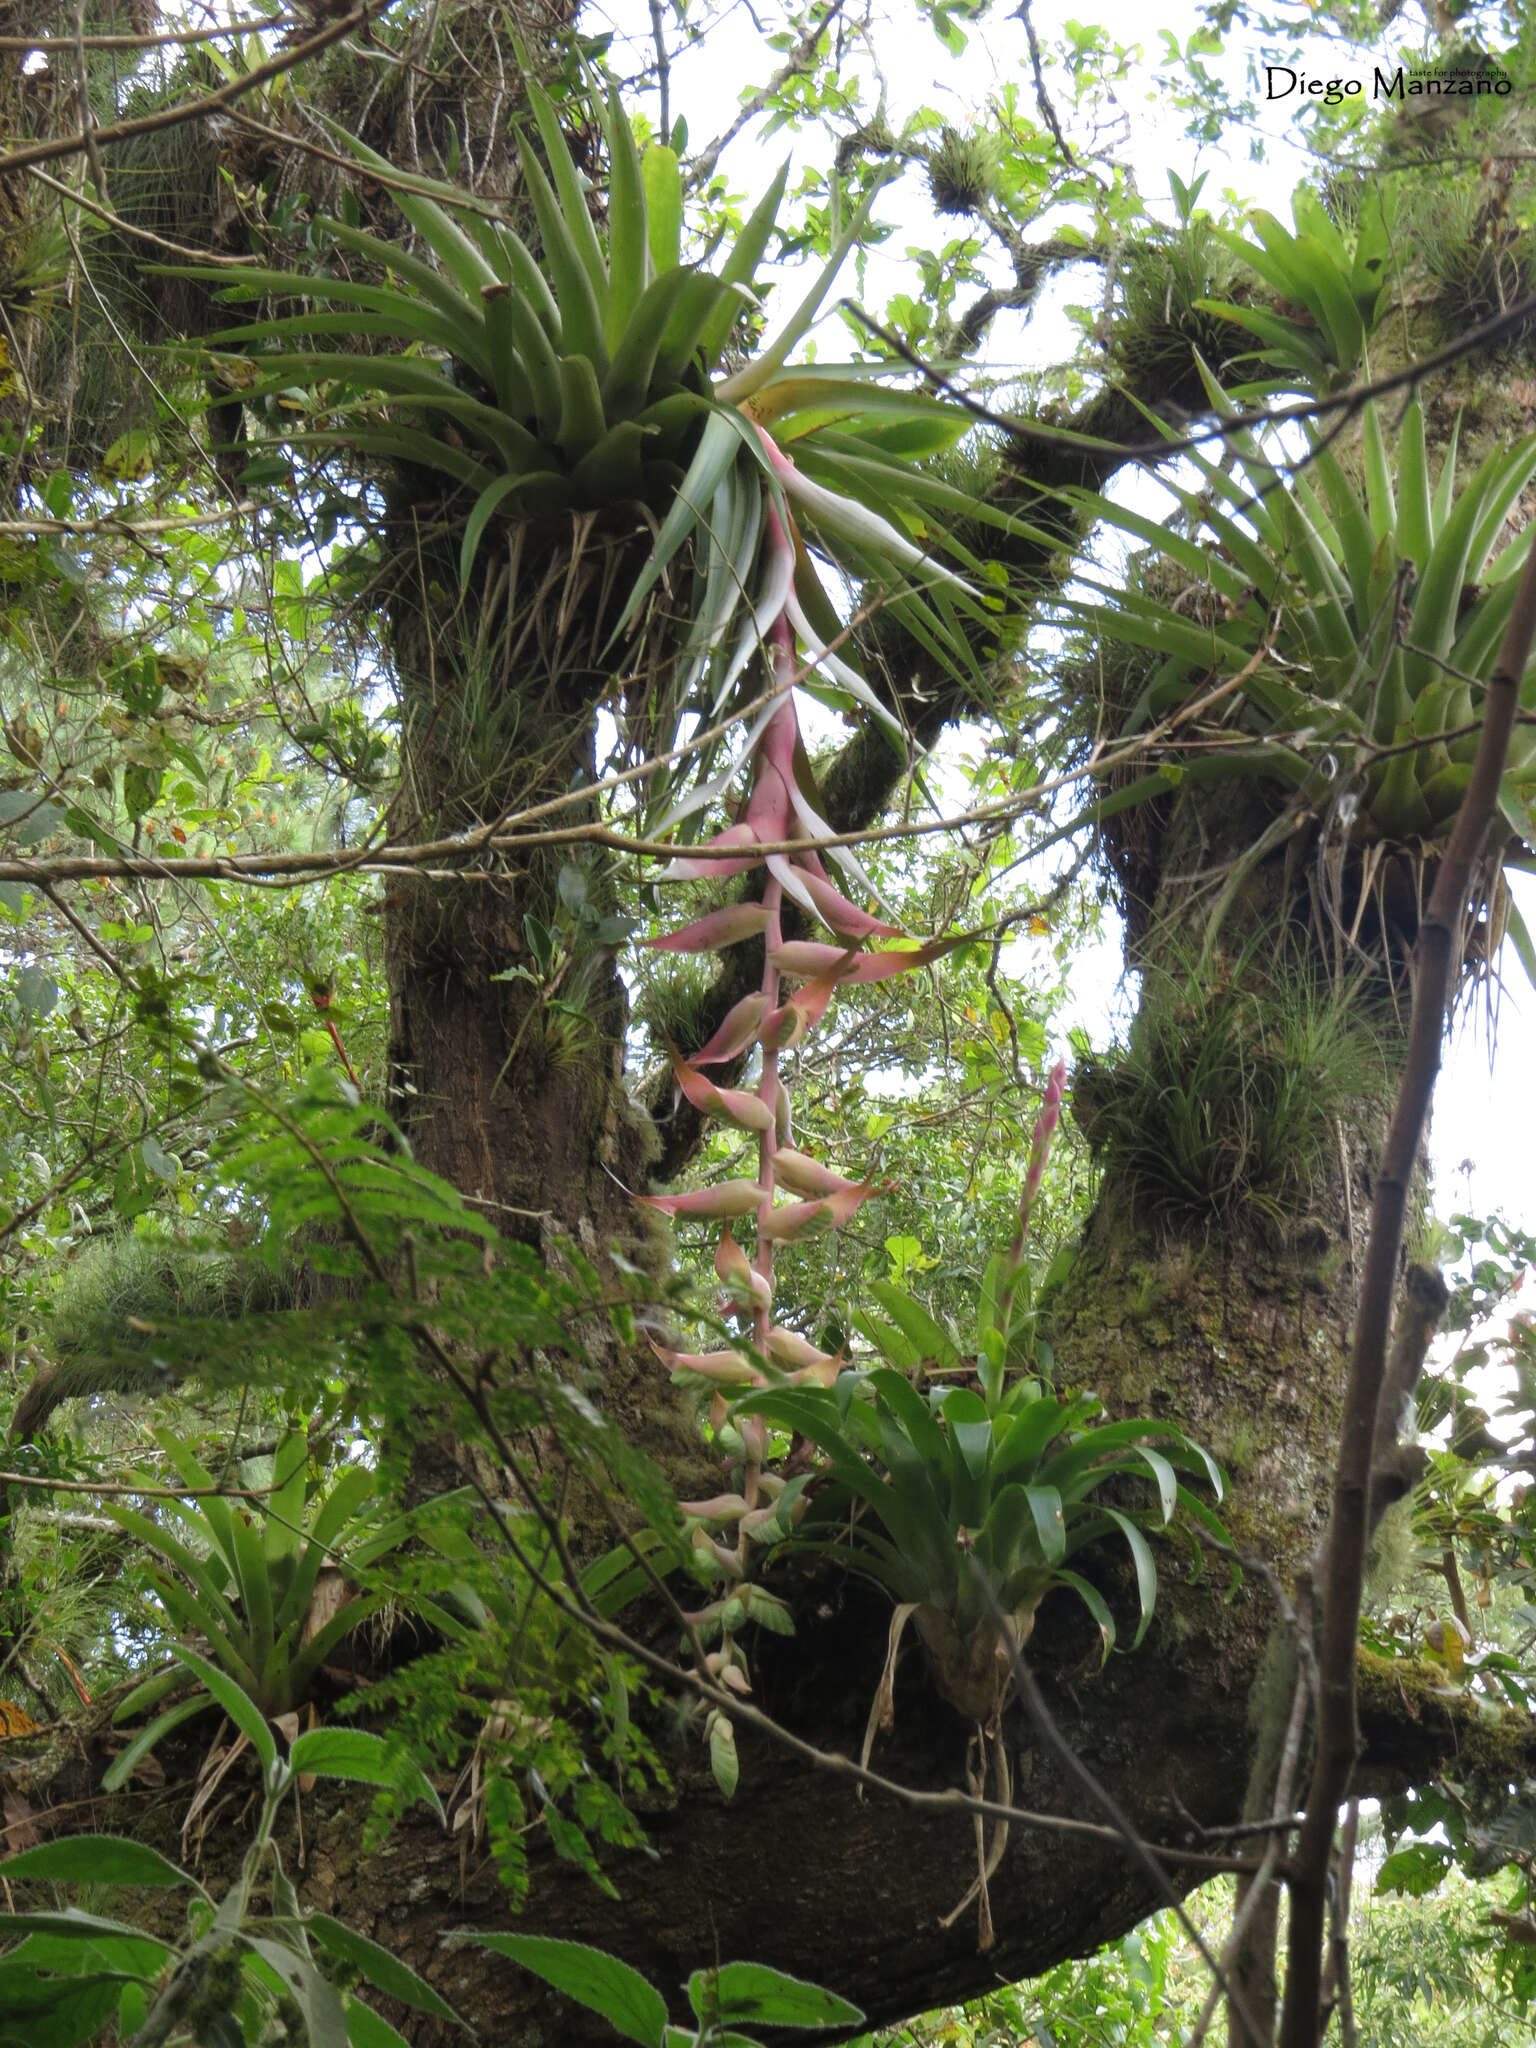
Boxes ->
[379,505,709,1488]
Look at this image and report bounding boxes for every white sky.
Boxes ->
[594,0,1533,1239]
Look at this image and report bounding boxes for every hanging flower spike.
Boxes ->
[1012,1057,1068,1257]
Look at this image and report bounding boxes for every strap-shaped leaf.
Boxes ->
[697,158,789,366]
[264,1433,311,1576]
[642,144,683,276]
[866,1283,961,1372]
[102,1694,216,1792]
[524,79,611,310]
[604,85,649,346]
[515,135,608,372]
[1099,1507,1160,1648]
[171,1645,277,1776]
[314,114,497,301]
[1055,1568,1117,1659]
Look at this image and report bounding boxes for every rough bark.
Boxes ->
[18,1571,1535,2048]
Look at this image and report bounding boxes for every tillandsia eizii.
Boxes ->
[634,499,964,1795]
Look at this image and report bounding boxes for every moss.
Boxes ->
[1074,936,1394,1233]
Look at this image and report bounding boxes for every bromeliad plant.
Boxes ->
[734,1060,1225,1716]
[173,72,1024,820]
[1199,183,1395,394]
[104,1428,435,1769]
[690,1064,1226,1946]
[1066,365,1536,964]
[634,595,965,1797]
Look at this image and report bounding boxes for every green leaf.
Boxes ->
[244,1938,350,2048]
[515,125,607,372]
[170,1645,277,1776]
[709,1711,739,1798]
[0,1907,158,1943]
[459,1934,667,2047]
[1100,1507,1160,1647]
[866,1281,961,1371]
[0,1836,191,1891]
[690,1962,863,2030]
[1376,1843,1450,1897]
[697,159,788,366]
[1504,897,1536,993]
[604,88,649,347]
[641,146,683,276]
[263,1432,310,1578]
[610,407,742,639]
[0,1965,128,2048]
[287,1729,445,1823]
[524,79,610,312]
[347,2001,415,2048]
[1021,1484,1067,1566]
[459,473,523,589]
[101,1694,217,1792]
[1055,1569,1117,1661]
[308,1918,463,2023]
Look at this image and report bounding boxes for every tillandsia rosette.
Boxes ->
[171,73,1039,828]
[1063,360,1536,970]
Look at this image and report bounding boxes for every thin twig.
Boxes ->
[648,0,671,145]
[1010,0,1075,166]
[0,5,384,178]
[0,15,297,51]
[976,1566,1266,2046]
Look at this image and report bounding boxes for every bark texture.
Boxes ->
[20,1575,1535,2047]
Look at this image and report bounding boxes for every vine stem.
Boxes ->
[1278,530,1536,2048]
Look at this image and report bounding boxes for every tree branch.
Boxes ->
[0,4,387,178]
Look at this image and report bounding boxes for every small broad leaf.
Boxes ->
[0,1835,191,1891]
[458,1934,666,2048]
[709,1711,739,1799]
[13,966,58,1018]
[0,1965,126,2048]
[694,1961,863,2030]
[244,1939,350,2048]
[346,1999,414,2048]
[287,1729,445,1824]
[1376,1844,1451,1897]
